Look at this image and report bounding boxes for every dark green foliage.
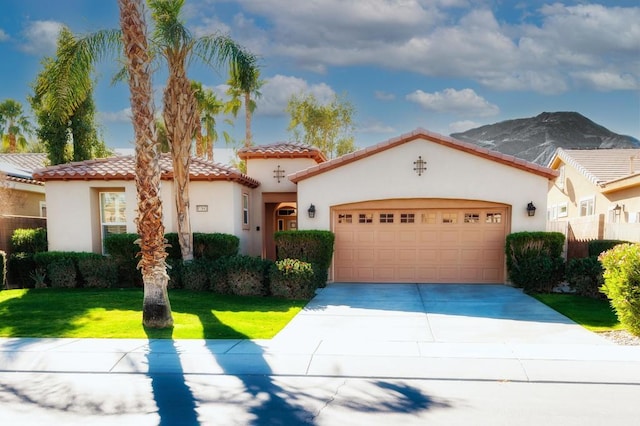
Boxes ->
[166,258,183,289]
[505,232,565,293]
[274,230,334,288]
[0,250,6,289]
[269,258,316,300]
[209,257,232,294]
[10,228,48,254]
[7,253,36,288]
[163,233,182,260]
[47,259,77,288]
[226,255,271,296]
[180,259,211,291]
[77,257,118,288]
[34,251,103,288]
[566,256,605,298]
[103,233,140,259]
[599,244,640,336]
[588,239,630,258]
[193,233,240,260]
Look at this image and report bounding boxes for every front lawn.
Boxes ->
[532,293,623,332]
[0,288,306,339]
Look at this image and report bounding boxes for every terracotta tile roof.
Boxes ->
[238,142,327,163]
[32,154,260,188]
[0,153,48,172]
[552,148,640,186]
[289,128,558,183]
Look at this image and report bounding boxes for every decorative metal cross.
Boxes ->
[413,156,427,176]
[273,165,286,183]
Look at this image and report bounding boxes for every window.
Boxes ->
[464,213,480,223]
[338,213,352,224]
[486,212,502,223]
[277,208,296,216]
[400,213,415,223]
[358,213,373,223]
[442,213,457,224]
[548,205,558,220]
[39,201,47,217]
[558,203,568,218]
[421,212,436,224]
[379,213,394,223]
[242,193,249,228]
[100,192,126,254]
[579,197,595,216]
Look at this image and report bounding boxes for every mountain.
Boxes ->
[450,112,640,166]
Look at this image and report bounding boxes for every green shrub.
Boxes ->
[34,251,104,287]
[10,228,47,254]
[47,259,77,288]
[29,267,47,288]
[566,256,604,298]
[0,250,6,289]
[209,257,232,294]
[193,233,239,260]
[274,230,334,288]
[226,255,271,296]
[269,258,316,299]
[180,259,211,291]
[103,234,142,287]
[505,231,565,293]
[166,258,183,289]
[588,239,630,258]
[163,233,182,260]
[599,243,640,336]
[7,253,36,288]
[77,257,118,288]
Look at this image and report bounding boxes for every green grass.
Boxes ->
[532,293,623,332]
[0,288,307,339]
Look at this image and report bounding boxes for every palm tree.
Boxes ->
[0,99,33,153]
[225,64,262,147]
[191,80,226,161]
[148,0,257,261]
[118,0,172,328]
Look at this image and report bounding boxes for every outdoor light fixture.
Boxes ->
[527,202,537,217]
[308,204,316,218]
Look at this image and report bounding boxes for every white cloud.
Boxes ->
[449,120,479,134]
[406,88,499,117]
[19,20,63,55]
[98,108,132,123]
[374,91,396,101]
[256,74,335,116]
[358,121,396,134]
[572,71,638,91]
[0,29,8,42]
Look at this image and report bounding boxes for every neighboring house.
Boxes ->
[547,148,640,243]
[34,129,557,284]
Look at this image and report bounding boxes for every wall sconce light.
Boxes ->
[308,204,316,219]
[527,202,537,217]
[613,204,623,219]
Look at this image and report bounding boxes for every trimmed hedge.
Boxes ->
[505,231,565,293]
[566,256,604,298]
[274,230,334,288]
[269,258,316,299]
[599,243,640,336]
[7,253,36,288]
[180,259,211,291]
[34,251,104,288]
[226,255,271,296]
[10,228,47,254]
[589,239,630,258]
[77,257,119,288]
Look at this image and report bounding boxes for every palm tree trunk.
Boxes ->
[118,0,173,328]
[8,133,17,153]
[244,91,252,147]
[163,63,198,262]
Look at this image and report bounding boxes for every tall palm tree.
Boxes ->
[148,0,257,261]
[191,80,226,161]
[118,0,172,328]
[225,64,262,147]
[0,99,33,153]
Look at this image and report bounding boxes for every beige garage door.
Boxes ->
[334,206,507,283]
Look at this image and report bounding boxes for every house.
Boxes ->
[547,148,640,243]
[34,129,557,284]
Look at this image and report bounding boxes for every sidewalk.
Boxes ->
[1,284,640,384]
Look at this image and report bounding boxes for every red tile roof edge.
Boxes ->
[238,142,327,163]
[289,128,558,183]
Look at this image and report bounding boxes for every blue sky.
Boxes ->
[0,0,638,152]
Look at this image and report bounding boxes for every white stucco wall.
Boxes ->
[246,158,317,193]
[295,138,550,233]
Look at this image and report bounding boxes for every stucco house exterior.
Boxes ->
[34,128,557,284]
[0,153,47,217]
[547,148,640,243]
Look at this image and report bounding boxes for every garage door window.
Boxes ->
[359,213,373,223]
[338,213,353,223]
[486,212,502,223]
[421,212,436,224]
[400,213,415,223]
[442,213,457,224]
[380,213,394,223]
[464,213,480,223]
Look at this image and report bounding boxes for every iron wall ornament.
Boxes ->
[273,165,286,183]
[413,156,427,176]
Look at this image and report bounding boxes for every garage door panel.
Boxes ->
[334,206,506,283]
